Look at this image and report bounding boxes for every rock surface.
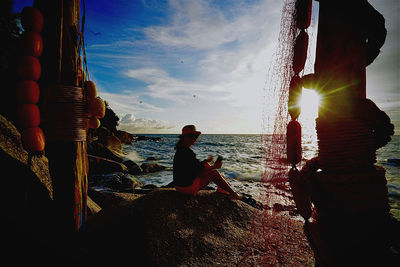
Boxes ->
[87,154,127,174]
[140,162,166,173]
[0,115,57,263]
[82,189,314,266]
[88,172,143,192]
[116,129,134,144]
[123,159,143,174]
[0,114,53,198]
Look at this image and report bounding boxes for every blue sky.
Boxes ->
[13,0,399,134]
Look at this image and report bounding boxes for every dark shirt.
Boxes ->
[173,146,204,187]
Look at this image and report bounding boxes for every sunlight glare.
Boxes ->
[300,89,320,120]
[298,88,321,160]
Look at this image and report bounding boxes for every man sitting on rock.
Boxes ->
[173,125,241,200]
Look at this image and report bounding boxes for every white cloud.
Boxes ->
[98,91,162,114]
[125,67,214,104]
[123,0,282,112]
[120,113,136,124]
[118,114,175,134]
[144,0,280,51]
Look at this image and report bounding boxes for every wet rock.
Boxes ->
[140,162,166,173]
[142,184,158,189]
[89,172,142,192]
[122,173,143,191]
[146,156,158,161]
[104,134,127,159]
[134,135,162,142]
[87,142,123,163]
[123,159,143,175]
[116,130,134,144]
[88,154,127,175]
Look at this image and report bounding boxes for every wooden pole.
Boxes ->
[34,0,88,234]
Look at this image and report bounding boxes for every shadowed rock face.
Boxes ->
[83,189,314,266]
[0,115,57,263]
[0,115,53,198]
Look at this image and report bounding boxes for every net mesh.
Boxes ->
[239,0,317,265]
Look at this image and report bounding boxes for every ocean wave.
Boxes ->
[124,150,144,162]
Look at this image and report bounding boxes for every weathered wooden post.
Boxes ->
[34,0,88,234]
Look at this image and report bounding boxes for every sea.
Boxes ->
[122,134,400,220]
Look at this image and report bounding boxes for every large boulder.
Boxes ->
[0,115,56,262]
[88,187,144,209]
[116,130,134,144]
[87,154,127,175]
[140,162,166,173]
[81,189,314,266]
[104,134,127,159]
[123,159,143,174]
[89,172,143,192]
[87,141,123,163]
[0,115,53,198]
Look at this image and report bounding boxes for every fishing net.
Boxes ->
[239,0,317,265]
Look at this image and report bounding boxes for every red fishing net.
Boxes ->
[239,0,317,264]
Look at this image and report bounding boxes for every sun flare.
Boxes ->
[300,89,320,120]
[297,89,320,159]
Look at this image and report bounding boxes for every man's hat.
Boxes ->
[179,125,201,138]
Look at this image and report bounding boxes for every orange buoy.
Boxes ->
[286,120,302,166]
[85,80,97,100]
[288,75,302,120]
[17,56,41,81]
[16,80,40,104]
[17,104,40,128]
[88,116,101,129]
[295,0,312,30]
[20,31,43,58]
[293,30,309,75]
[88,97,106,118]
[21,7,44,33]
[21,127,45,152]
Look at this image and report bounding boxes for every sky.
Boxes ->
[13,0,400,134]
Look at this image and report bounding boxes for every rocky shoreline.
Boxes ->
[86,126,301,218]
[83,126,315,266]
[0,114,314,265]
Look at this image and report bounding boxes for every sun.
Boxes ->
[300,89,320,120]
[298,88,320,159]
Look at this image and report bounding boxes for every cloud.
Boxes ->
[118,114,175,134]
[123,0,282,108]
[98,90,163,115]
[144,0,281,51]
[124,67,215,104]
[120,113,136,124]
